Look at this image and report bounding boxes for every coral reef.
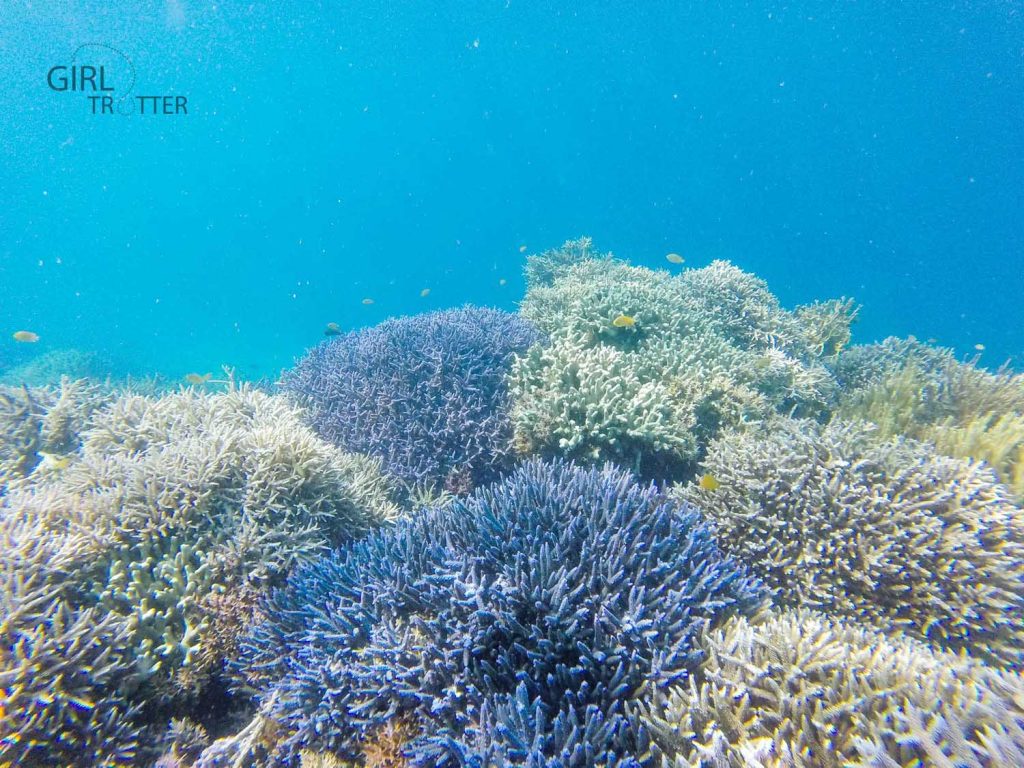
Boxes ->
[236,458,763,765]
[283,307,540,496]
[828,336,956,393]
[154,718,211,767]
[642,609,1024,767]
[3,239,1022,768]
[0,377,109,489]
[674,416,1024,666]
[0,501,143,766]
[836,347,1024,499]
[0,385,399,765]
[510,240,856,477]
[0,347,119,387]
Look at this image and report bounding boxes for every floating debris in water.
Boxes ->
[184,372,212,385]
[324,322,342,336]
[699,473,721,491]
[974,343,986,351]
[612,314,636,328]
[665,252,684,264]
[420,288,431,297]
[12,330,39,343]
[362,298,375,305]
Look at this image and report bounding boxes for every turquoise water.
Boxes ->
[3,5,1024,767]
[2,2,1021,380]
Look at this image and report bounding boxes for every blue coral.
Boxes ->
[240,458,764,765]
[283,307,540,495]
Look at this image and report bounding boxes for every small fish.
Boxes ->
[324,322,342,336]
[519,245,527,253]
[499,278,507,286]
[12,330,39,343]
[37,451,71,470]
[927,337,937,344]
[974,343,986,352]
[362,298,375,305]
[698,473,721,491]
[665,252,684,265]
[184,372,212,385]
[420,288,431,298]
[611,314,636,328]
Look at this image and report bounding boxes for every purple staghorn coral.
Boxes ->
[283,307,540,495]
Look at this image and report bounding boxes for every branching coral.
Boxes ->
[0,377,108,489]
[673,417,1024,666]
[509,337,697,473]
[155,718,211,767]
[0,507,142,766]
[511,241,856,477]
[642,609,1024,767]
[283,307,540,496]
[829,336,956,393]
[836,347,1024,499]
[238,458,764,765]
[0,385,400,764]
[522,235,606,288]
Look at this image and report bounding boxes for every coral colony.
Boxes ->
[1,238,1023,767]
[283,307,540,499]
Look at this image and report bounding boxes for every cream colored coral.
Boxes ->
[644,609,1024,768]
[511,241,855,470]
[675,417,1024,666]
[510,335,697,467]
[1,386,400,690]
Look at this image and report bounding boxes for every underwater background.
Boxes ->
[1,1,1022,380]
[4,3,1024,768]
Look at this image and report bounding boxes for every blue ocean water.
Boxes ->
[1,1,1021,380]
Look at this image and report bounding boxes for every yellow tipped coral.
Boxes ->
[837,353,1024,500]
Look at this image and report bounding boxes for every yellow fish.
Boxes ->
[362,298,375,305]
[184,372,212,385]
[420,288,431,297]
[12,330,39,343]
[611,314,636,328]
[37,451,70,471]
[974,343,986,352]
[324,322,342,336]
[665,253,684,265]
[699,473,721,491]
[519,245,527,253]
